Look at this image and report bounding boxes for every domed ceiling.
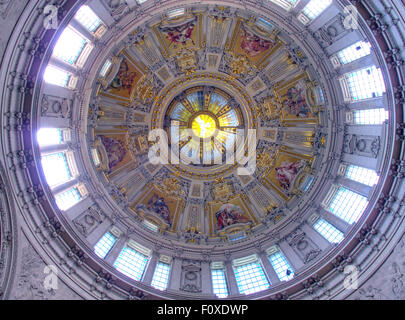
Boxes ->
[2,0,404,300]
[87,6,326,244]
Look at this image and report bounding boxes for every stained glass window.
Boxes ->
[151,262,171,291]
[268,252,294,282]
[313,219,344,244]
[41,152,72,187]
[171,103,192,122]
[94,232,117,259]
[187,91,205,112]
[168,88,242,166]
[211,268,229,298]
[234,262,270,295]
[328,187,368,224]
[209,93,228,115]
[113,246,149,281]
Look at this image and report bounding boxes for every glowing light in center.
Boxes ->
[192,114,217,138]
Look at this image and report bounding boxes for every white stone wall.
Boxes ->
[349,233,405,300]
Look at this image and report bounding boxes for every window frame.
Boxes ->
[210,262,230,298]
[94,231,118,259]
[113,241,151,282]
[267,248,295,282]
[313,218,345,244]
[43,64,78,89]
[151,260,172,291]
[324,186,369,224]
[51,25,94,68]
[54,183,88,211]
[40,150,78,188]
[233,255,270,295]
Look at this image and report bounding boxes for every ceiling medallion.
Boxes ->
[88,6,326,246]
[163,85,246,171]
[150,74,257,180]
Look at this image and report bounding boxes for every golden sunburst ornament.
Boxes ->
[192,114,217,138]
[167,87,243,166]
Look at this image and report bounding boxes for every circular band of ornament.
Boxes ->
[150,72,258,180]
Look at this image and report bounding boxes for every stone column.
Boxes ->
[258,251,280,285]
[168,256,182,291]
[278,240,304,270]
[143,252,159,285]
[86,219,111,246]
[105,236,127,265]
[201,260,213,294]
[225,260,239,296]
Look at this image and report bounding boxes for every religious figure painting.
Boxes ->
[240,26,273,58]
[275,160,305,191]
[154,14,203,59]
[99,135,128,173]
[215,203,251,231]
[160,19,196,48]
[281,85,313,119]
[136,193,172,226]
[229,20,279,67]
[100,55,144,101]
[109,59,138,95]
[264,151,311,197]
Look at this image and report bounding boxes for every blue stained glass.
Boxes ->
[113,246,149,281]
[41,152,72,187]
[234,262,270,295]
[94,232,117,258]
[55,187,82,210]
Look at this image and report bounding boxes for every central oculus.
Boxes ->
[164,86,245,168]
[192,114,217,139]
